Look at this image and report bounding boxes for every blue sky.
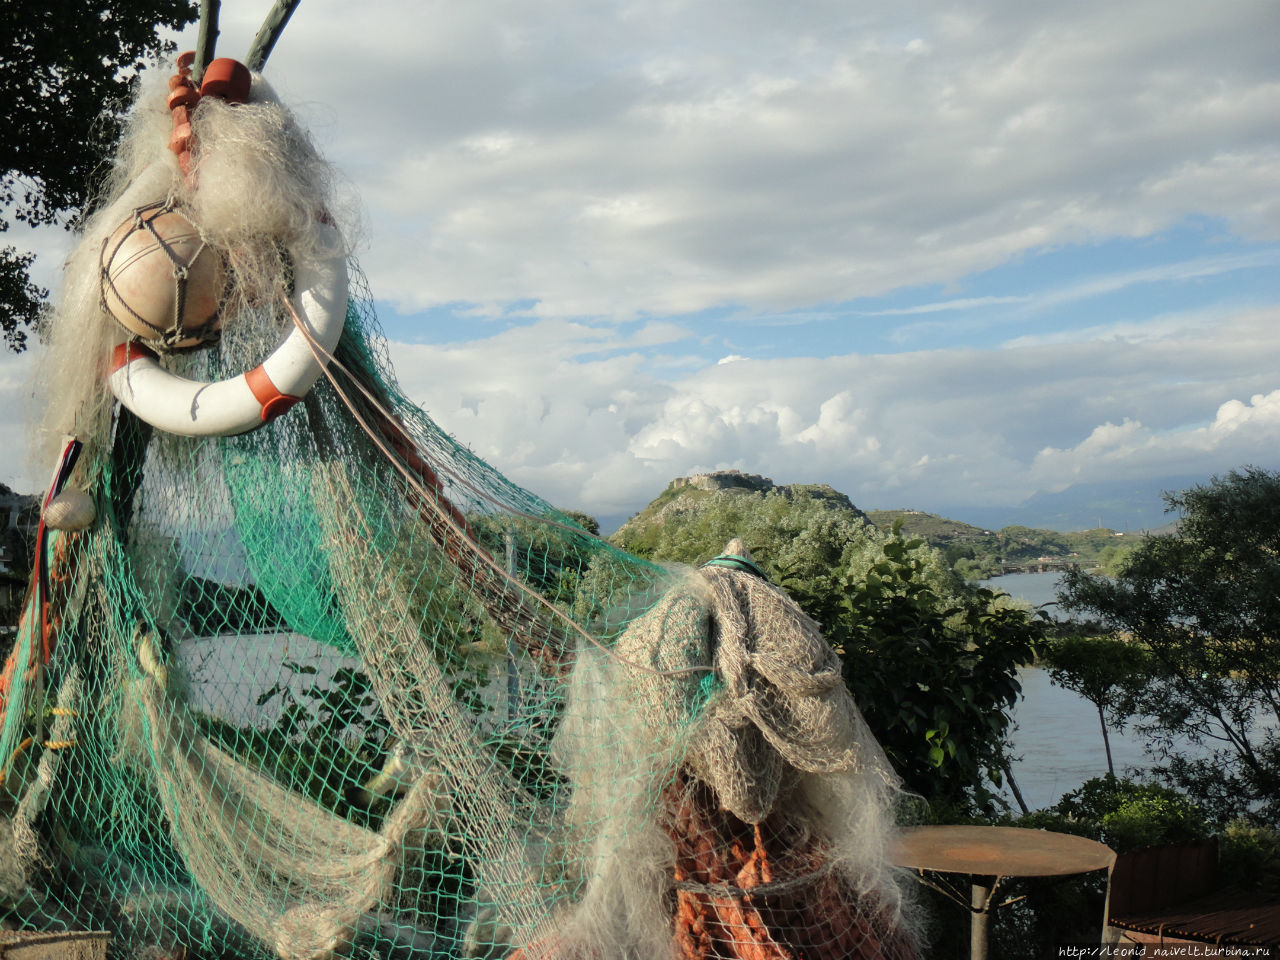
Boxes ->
[3,0,1278,529]
[379,217,1279,360]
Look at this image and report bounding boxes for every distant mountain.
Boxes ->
[599,471,1209,538]
[864,509,994,540]
[935,475,1205,533]
[610,469,864,537]
[648,469,861,515]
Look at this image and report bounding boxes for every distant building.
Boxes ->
[671,469,776,494]
[0,486,39,629]
[668,470,863,517]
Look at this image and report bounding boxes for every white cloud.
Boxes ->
[860,296,1031,317]
[385,304,1280,518]
[153,0,1280,321]
[3,304,1275,529]
[0,348,41,492]
[1031,390,1280,491]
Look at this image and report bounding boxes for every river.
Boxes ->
[985,571,1156,810]
[979,570,1067,611]
[1005,665,1152,809]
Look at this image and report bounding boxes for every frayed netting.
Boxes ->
[31,67,350,473]
[4,57,919,960]
[522,563,919,960]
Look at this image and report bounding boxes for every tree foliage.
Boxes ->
[1092,541,1135,577]
[1052,775,1209,852]
[1,0,198,350]
[560,509,599,537]
[781,526,1041,814]
[1042,635,1151,777]
[865,509,1143,582]
[616,486,961,597]
[1059,467,1280,825]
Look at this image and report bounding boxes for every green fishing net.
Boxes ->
[0,64,915,960]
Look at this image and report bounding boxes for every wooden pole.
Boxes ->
[193,0,221,81]
[246,0,304,72]
[970,878,993,960]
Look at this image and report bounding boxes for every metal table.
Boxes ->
[889,825,1115,960]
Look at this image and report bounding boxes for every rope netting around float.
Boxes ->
[0,15,919,960]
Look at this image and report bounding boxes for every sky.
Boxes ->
[3,0,1278,530]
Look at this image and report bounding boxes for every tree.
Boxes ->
[1,0,198,350]
[1042,635,1151,777]
[560,510,599,536]
[1059,467,1280,825]
[781,526,1041,814]
[1093,541,1135,577]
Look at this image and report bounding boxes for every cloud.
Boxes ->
[889,248,1280,343]
[385,303,1280,518]
[3,303,1275,531]
[171,0,1280,322]
[1027,249,1280,313]
[389,320,684,514]
[859,296,1031,317]
[1031,390,1280,491]
[0,347,41,492]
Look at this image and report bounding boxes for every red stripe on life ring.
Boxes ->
[111,341,159,374]
[244,365,302,423]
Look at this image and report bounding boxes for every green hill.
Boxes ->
[608,471,965,612]
[610,471,1136,579]
[611,470,865,562]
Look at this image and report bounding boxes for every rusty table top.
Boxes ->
[890,825,1115,878]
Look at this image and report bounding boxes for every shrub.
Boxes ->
[1220,820,1280,892]
[1055,775,1208,852]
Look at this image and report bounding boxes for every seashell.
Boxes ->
[43,487,97,531]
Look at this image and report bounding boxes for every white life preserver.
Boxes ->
[108,226,348,437]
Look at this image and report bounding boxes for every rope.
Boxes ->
[0,734,78,782]
[294,320,581,537]
[673,861,835,899]
[98,200,222,352]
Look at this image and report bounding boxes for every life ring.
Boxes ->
[108,227,348,437]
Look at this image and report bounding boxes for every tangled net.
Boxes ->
[1,60,918,960]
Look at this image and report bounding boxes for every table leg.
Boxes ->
[970,876,995,960]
